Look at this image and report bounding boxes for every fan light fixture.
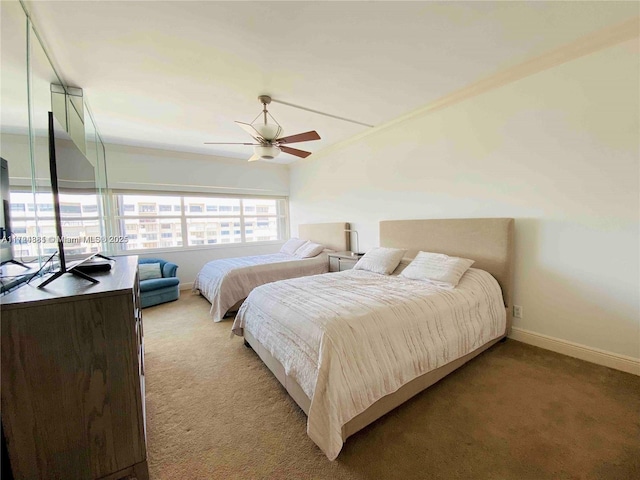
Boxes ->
[254,145,281,160]
[204,95,321,162]
[254,123,282,141]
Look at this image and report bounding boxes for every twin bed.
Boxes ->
[193,222,350,321]
[231,218,515,460]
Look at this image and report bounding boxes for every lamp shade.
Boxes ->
[254,123,282,141]
[254,145,281,160]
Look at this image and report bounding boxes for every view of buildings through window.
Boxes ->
[8,191,102,259]
[115,194,284,250]
[7,191,286,259]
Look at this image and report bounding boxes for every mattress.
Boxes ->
[232,268,506,459]
[193,253,328,321]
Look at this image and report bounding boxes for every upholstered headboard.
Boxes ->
[297,222,350,252]
[380,218,514,313]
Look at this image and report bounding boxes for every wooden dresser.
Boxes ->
[1,256,148,480]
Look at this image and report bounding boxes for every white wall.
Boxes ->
[106,143,289,196]
[289,40,639,360]
[106,143,290,287]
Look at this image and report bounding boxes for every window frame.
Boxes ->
[7,189,104,259]
[110,190,288,254]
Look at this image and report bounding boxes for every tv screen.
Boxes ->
[49,112,100,262]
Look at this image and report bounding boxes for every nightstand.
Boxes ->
[328,251,363,272]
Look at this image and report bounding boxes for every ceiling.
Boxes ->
[8,1,639,164]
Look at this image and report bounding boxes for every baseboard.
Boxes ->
[180,281,194,291]
[509,327,640,376]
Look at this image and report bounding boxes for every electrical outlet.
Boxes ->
[513,305,523,319]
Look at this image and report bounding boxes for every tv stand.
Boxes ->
[0,259,29,269]
[37,252,113,289]
[38,267,99,288]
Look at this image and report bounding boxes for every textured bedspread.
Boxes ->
[193,253,328,321]
[232,268,506,460]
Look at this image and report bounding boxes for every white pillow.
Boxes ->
[353,247,406,275]
[139,263,162,281]
[400,251,475,287]
[294,242,325,259]
[280,237,308,256]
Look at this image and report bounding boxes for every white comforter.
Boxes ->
[193,253,328,321]
[232,268,506,460]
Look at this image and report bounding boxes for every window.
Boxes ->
[38,203,54,213]
[9,191,102,258]
[242,199,280,242]
[59,204,82,215]
[112,193,286,252]
[139,204,156,214]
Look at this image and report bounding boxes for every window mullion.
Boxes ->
[239,199,246,243]
[180,196,188,249]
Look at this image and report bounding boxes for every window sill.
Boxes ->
[112,240,284,256]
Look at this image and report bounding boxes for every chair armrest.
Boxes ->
[162,262,178,278]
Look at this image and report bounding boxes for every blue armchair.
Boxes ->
[138,258,180,308]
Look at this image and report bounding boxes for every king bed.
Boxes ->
[232,218,515,460]
[193,222,350,321]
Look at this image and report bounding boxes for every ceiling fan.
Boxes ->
[205,95,321,162]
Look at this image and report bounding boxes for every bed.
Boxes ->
[231,218,515,460]
[193,222,350,321]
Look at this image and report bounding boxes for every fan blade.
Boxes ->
[276,130,320,144]
[248,153,261,162]
[204,142,261,145]
[235,121,263,141]
[280,145,312,158]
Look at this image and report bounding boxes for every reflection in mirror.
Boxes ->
[1,3,108,293]
[1,1,32,290]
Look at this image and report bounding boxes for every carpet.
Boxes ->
[142,293,639,480]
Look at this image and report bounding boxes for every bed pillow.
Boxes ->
[139,263,162,281]
[400,251,475,287]
[280,237,308,256]
[353,247,406,275]
[294,241,325,259]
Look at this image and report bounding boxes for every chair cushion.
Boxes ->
[140,277,180,292]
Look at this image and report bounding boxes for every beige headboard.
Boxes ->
[380,218,514,311]
[298,222,350,252]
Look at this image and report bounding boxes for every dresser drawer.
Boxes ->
[328,253,361,272]
[338,257,357,271]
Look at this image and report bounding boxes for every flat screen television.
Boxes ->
[38,111,105,287]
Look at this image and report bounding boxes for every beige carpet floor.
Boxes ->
[142,293,639,480]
